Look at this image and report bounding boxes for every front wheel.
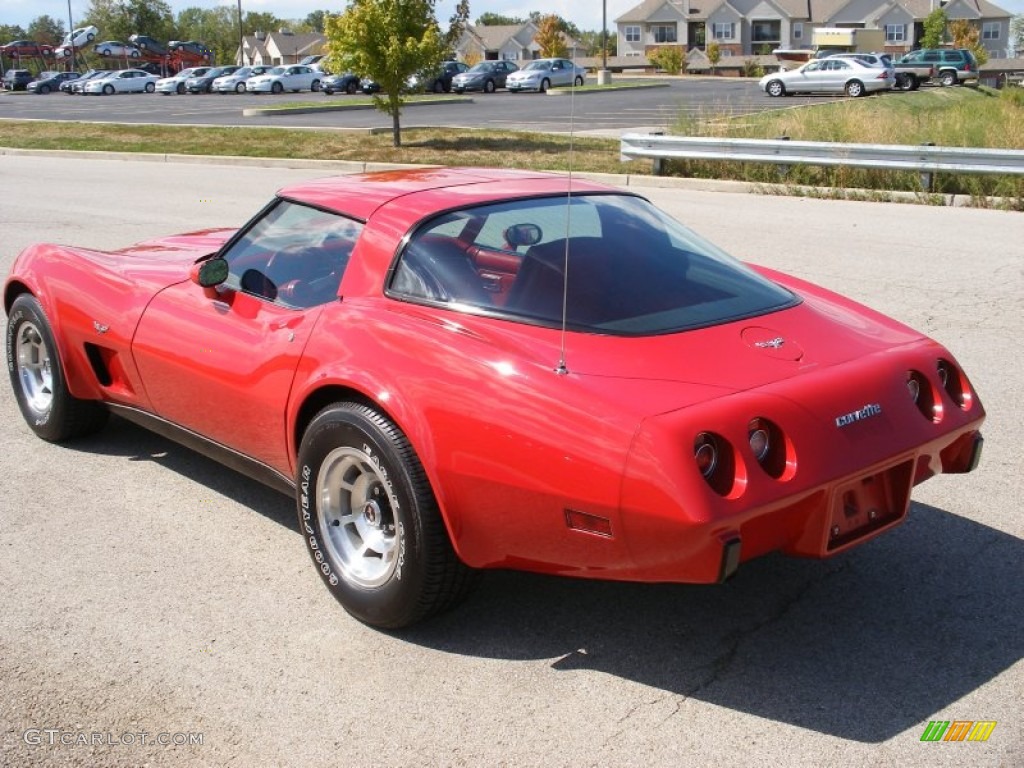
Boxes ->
[483,79,495,94]
[176,82,185,94]
[845,79,865,97]
[432,80,444,94]
[271,81,283,94]
[766,79,785,97]
[103,84,114,95]
[539,78,550,93]
[346,80,357,95]
[39,84,50,94]
[235,81,245,93]
[297,403,476,628]
[6,294,108,442]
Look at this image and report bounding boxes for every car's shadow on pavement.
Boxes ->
[73,417,1021,744]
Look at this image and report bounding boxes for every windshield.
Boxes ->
[468,63,494,73]
[522,61,547,71]
[390,194,798,335]
[268,67,286,75]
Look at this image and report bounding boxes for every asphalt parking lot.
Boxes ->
[1,154,1021,767]
[0,78,816,133]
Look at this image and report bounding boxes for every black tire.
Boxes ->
[7,294,108,442]
[540,78,550,93]
[176,82,185,94]
[271,81,283,94]
[574,75,584,86]
[39,84,50,94]
[483,78,495,93]
[845,79,864,97]
[145,82,155,93]
[939,70,957,87]
[297,403,476,628]
[346,80,357,95]
[766,79,785,97]
[897,73,915,91]
[311,79,320,92]
[432,79,444,94]
[103,83,114,95]
[235,81,245,93]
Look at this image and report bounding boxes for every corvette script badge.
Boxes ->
[835,403,882,428]
[754,337,785,349]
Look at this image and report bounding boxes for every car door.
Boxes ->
[132,199,362,472]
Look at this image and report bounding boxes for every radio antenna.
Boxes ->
[555,51,579,376]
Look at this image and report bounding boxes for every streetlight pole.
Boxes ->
[237,0,244,65]
[67,0,75,71]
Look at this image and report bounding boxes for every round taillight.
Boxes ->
[937,359,970,409]
[907,370,941,422]
[694,432,718,478]
[748,423,770,462]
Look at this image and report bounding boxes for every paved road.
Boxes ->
[0,78,817,134]
[0,155,1020,767]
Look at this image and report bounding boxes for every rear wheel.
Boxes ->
[939,70,957,87]
[297,403,476,628]
[145,82,154,93]
[7,294,108,442]
[845,79,865,97]
[897,73,916,91]
[311,79,320,92]
[766,79,785,97]
[574,75,584,86]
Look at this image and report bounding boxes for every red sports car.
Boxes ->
[4,168,985,628]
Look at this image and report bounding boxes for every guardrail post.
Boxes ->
[919,142,935,192]
[651,131,664,176]
[775,135,790,179]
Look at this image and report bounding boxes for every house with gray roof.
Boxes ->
[615,0,1014,60]
[238,31,326,67]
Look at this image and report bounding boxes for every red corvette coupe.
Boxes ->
[4,169,984,628]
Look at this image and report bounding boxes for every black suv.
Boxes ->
[2,69,34,91]
[897,48,979,86]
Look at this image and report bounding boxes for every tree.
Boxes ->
[707,40,721,75]
[922,8,947,49]
[324,0,467,147]
[949,18,988,66]
[176,7,240,64]
[534,14,568,58]
[577,30,616,58]
[304,10,329,33]
[1012,14,1024,57]
[649,46,684,75]
[475,13,524,26]
[528,12,580,39]
[0,25,27,42]
[82,0,174,44]
[26,16,66,46]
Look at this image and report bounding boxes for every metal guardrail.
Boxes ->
[619,134,1024,191]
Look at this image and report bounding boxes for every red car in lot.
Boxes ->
[0,40,54,58]
[4,168,985,628]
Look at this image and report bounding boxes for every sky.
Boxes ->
[1,0,1021,35]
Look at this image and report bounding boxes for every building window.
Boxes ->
[982,22,1000,40]
[885,24,906,43]
[793,23,803,40]
[625,25,640,43]
[624,50,642,57]
[751,20,780,43]
[652,24,677,44]
[712,23,735,41]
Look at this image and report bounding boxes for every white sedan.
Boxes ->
[505,58,586,92]
[246,65,322,94]
[213,65,273,93]
[94,40,142,58]
[155,67,213,95]
[760,58,895,97]
[84,69,159,95]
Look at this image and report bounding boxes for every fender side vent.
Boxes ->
[83,343,113,387]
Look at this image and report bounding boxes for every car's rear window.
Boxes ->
[388,194,799,335]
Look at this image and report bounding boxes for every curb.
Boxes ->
[242,96,472,117]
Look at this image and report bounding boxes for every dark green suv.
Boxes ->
[2,69,33,91]
[896,48,979,86]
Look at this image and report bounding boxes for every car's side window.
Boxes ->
[221,200,362,309]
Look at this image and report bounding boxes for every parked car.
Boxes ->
[212,65,272,93]
[62,26,98,48]
[155,67,211,94]
[3,168,985,629]
[321,72,361,95]
[895,48,979,87]
[246,65,321,93]
[59,69,100,93]
[27,71,81,94]
[0,40,54,58]
[186,65,240,94]
[506,58,586,92]
[66,70,110,94]
[408,60,469,93]
[129,35,169,57]
[299,54,325,71]
[359,78,382,95]
[760,57,894,97]
[822,52,894,79]
[84,69,159,94]
[1,69,34,91]
[451,60,519,93]
[94,41,141,58]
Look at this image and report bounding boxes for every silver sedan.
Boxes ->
[505,58,586,92]
[84,69,159,95]
[760,58,894,97]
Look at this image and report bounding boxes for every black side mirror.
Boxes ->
[191,257,229,288]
